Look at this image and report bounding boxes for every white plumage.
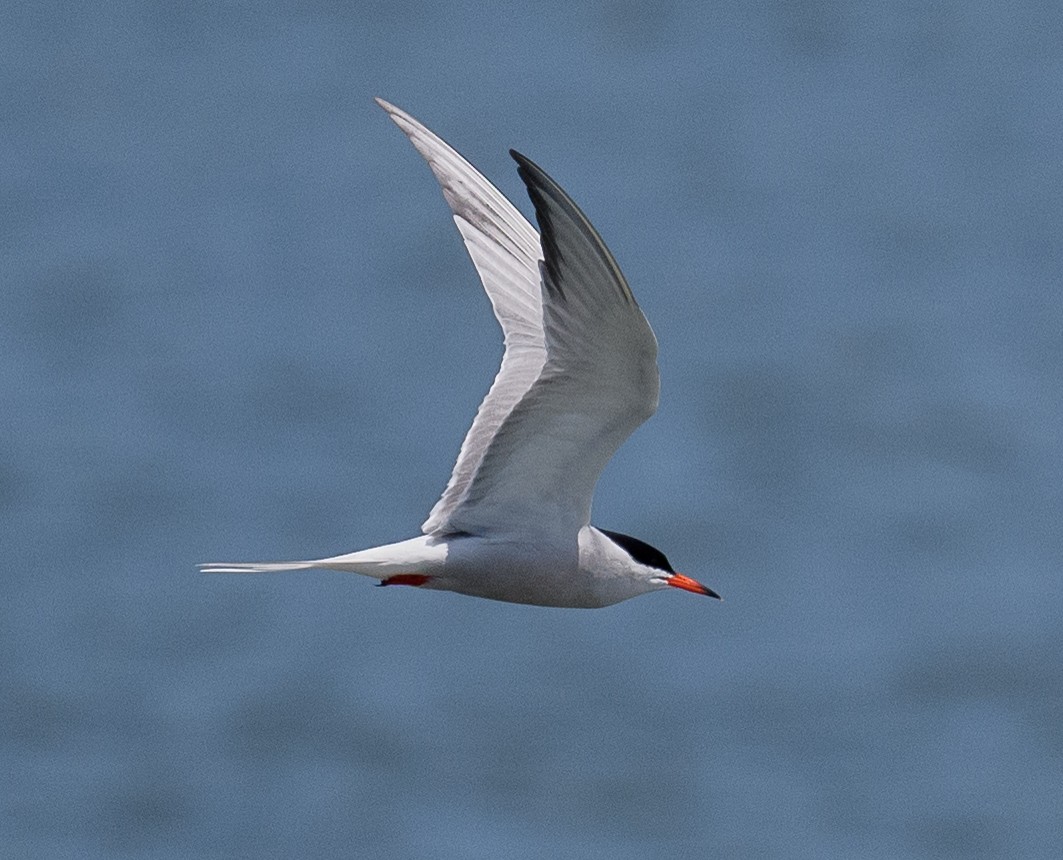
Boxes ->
[199,99,719,608]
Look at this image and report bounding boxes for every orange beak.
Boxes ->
[667,573,722,600]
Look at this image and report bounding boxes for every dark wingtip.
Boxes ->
[509,149,544,182]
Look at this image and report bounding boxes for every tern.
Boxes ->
[200,99,720,608]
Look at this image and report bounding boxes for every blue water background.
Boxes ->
[4,3,1061,856]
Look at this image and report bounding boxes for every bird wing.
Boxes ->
[375,99,548,535]
[433,150,660,539]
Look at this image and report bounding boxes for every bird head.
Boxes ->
[599,529,720,600]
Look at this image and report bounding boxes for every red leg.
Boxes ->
[379,574,432,588]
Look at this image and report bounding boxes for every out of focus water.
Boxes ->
[4,3,1061,857]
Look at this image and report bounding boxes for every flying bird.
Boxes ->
[199,99,720,608]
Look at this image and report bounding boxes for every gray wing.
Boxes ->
[375,100,547,535]
[436,150,660,539]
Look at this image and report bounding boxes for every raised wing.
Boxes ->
[375,99,547,535]
[436,150,660,539]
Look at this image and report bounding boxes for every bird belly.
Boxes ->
[433,536,606,608]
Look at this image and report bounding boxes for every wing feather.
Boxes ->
[375,100,547,534]
[438,151,659,537]
[378,103,659,540]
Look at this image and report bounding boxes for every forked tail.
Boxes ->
[198,536,446,579]
[197,561,319,574]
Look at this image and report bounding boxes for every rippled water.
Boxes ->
[4,3,1061,856]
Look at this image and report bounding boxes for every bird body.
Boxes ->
[200,100,720,608]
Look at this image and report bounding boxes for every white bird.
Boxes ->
[199,98,720,608]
